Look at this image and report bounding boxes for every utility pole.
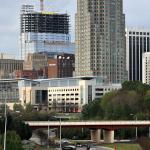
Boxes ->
[47,119,50,148]
[60,117,62,150]
[130,114,138,140]
[135,116,137,140]
[4,97,7,150]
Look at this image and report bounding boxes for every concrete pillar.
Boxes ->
[90,129,101,143]
[103,130,114,143]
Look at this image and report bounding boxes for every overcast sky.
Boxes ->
[0,0,150,58]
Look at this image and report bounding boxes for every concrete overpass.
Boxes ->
[26,121,150,143]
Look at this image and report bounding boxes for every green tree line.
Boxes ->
[81,81,150,139]
[0,114,32,140]
[82,81,150,120]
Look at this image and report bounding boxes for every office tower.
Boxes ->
[126,28,150,81]
[75,0,126,83]
[20,5,74,59]
[142,52,150,84]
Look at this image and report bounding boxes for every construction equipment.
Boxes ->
[40,0,44,12]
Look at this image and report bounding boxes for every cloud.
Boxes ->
[0,0,150,57]
[124,0,150,28]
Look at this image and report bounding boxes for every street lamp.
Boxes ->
[59,117,62,150]
[145,115,150,138]
[3,96,7,150]
[130,114,137,140]
[47,119,50,148]
[149,127,150,138]
[54,116,62,150]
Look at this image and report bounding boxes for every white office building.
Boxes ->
[126,27,150,81]
[0,77,121,112]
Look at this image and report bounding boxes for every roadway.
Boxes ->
[76,146,112,150]
[56,146,112,150]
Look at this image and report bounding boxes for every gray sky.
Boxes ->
[0,0,150,58]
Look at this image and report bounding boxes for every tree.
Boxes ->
[101,90,139,120]
[143,90,150,115]
[62,128,90,140]
[35,129,47,145]
[25,103,34,113]
[13,104,24,112]
[13,121,32,140]
[0,131,23,150]
[82,81,150,121]
[81,81,150,139]
[122,81,150,96]
[0,115,32,140]
[0,118,4,134]
[81,99,103,120]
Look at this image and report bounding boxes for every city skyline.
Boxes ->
[0,0,150,58]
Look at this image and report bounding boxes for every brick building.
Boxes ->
[47,53,75,78]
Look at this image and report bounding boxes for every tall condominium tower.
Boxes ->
[126,28,150,81]
[75,0,126,83]
[20,5,74,59]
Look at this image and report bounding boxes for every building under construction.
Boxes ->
[20,5,74,59]
[21,12,69,34]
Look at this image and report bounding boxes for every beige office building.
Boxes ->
[75,0,126,83]
[0,58,23,79]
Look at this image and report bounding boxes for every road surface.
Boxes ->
[76,146,113,150]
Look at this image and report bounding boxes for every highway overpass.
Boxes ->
[26,120,150,144]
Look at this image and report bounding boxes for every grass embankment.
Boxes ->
[104,143,141,150]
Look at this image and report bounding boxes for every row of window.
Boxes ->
[129,32,150,35]
[49,93,79,97]
[49,98,79,101]
[49,89,79,92]
[49,103,79,106]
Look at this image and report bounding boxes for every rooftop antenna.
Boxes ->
[40,0,44,12]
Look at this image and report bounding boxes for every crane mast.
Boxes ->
[40,0,44,12]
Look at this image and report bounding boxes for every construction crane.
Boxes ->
[40,0,44,12]
[24,0,70,12]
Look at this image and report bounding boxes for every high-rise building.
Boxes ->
[75,0,126,83]
[126,28,150,81]
[20,5,74,59]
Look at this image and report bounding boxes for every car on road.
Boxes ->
[56,138,70,145]
[76,142,82,147]
[62,145,76,150]
[61,138,70,144]
[89,148,96,150]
